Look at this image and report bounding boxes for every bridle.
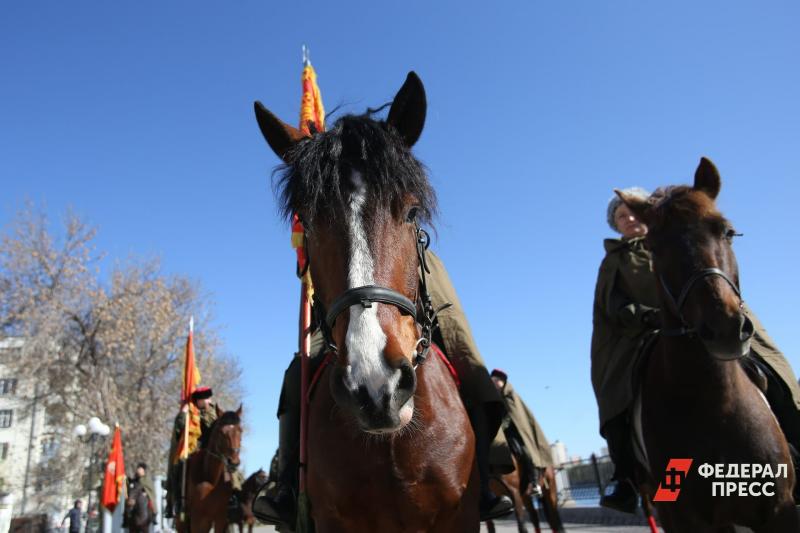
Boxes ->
[206,422,241,473]
[658,266,752,360]
[310,219,450,368]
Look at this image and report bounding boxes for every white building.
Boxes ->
[550,439,569,466]
[0,338,71,518]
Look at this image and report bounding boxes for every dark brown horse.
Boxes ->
[618,158,798,532]
[230,468,268,533]
[488,457,565,533]
[176,405,243,533]
[255,72,479,532]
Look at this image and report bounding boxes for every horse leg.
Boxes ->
[486,519,496,533]
[522,494,540,533]
[540,467,566,533]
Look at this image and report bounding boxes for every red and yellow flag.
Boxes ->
[101,425,125,512]
[299,57,325,136]
[293,54,325,287]
[174,318,201,463]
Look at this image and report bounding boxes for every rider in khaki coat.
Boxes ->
[592,187,800,512]
[165,387,245,518]
[489,369,553,491]
[254,250,512,526]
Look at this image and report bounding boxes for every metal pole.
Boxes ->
[298,283,311,492]
[20,383,40,514]
[85,435,96,533]
[590,453,604,496]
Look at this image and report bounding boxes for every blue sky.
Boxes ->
[2,1,799,472]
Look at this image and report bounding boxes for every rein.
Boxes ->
[311,219,451,368]
[206,423,240,475]
[658,267,751,360]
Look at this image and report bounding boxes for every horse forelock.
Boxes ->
[650,185,725,230]
[212,411,241,431]
[274,113,436,227]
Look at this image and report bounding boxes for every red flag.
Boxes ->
[100,425,125,512]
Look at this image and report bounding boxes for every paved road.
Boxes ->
[252,521,662,532]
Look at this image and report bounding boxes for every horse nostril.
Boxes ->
[740,315,754,342]
[397,360,415,392]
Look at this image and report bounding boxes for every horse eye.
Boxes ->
[405,206,419,223]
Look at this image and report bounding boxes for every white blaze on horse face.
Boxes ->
[343,171,399,402]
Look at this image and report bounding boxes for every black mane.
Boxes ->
[274,114,436,226]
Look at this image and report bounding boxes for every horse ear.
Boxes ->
[254,101,308,162]
[386,71,426,147]
[614,189,651,223]
[215,404,223,418]
[693,157,721,200]
[236,403,243,417]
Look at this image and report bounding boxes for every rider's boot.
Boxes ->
[600,478,638,514]
[600,413,638,514]
[252,410,299,528]
[471,406,514,520]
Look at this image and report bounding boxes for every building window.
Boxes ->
[0,379,17,395]
[41,437,59,460]
[0,442,8,460]
[0,410,12,428]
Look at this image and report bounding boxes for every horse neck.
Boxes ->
[654,332,743,395]
[411,347,468,437]
[201,440,227,482]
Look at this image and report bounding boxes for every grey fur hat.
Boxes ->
[607,187,650,232]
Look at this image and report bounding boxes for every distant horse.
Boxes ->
[176,405,243,533]
[230,468,268,533]
[124,486,154,533]
[618,158,798,532]
[488,456,565,533]
[254,72,479,532]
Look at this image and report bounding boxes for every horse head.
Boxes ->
[210,404,243,468]
[617,157,754,359]
[254,72,434,434]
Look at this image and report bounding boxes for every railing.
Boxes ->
[554,453,614,505]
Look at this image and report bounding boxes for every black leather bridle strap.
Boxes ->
[659,267,743,339]
[675,268,741,310]
[325,285,417,330]
[660,268,740,317]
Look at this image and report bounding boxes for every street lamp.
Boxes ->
[73,417,110,533]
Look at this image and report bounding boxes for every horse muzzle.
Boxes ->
[698,313,754,361]
[329,360,416,434]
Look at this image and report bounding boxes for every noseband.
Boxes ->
[312,220,450,367]
[659,267,747,347]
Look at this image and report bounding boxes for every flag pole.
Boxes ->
[295,45,324,521]
[179,316,193,522]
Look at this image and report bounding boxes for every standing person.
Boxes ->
[591,187,800,513]
[125,465,154,533]
[60,500,83,533]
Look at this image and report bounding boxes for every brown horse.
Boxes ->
[488,457,565,533]
[254,72,479,532]
[230,468,268,533]
[176,405,243,533]
[618,158,798,532]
